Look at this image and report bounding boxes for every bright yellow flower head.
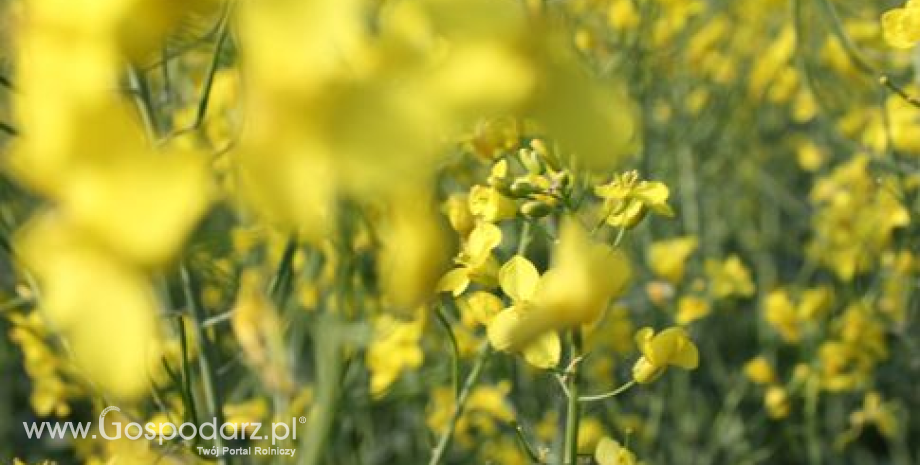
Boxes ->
[489,220,632,355]
[882,1,920,49]
[595,171,674,229]
[438,222,502,296]
[486,255,561,369]
[631,326,699,384]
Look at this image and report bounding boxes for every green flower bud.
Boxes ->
[521,200,553,218]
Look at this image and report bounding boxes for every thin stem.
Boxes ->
[518,221,533,255]
[301,315,344,465]
[268,233,298,309]
[804,378,822,465]
[815,0,920,109]
[560,330,582,465]
[434,304,462,399]
[577,380,636,403]
[175,314,201,431]
[126,65,160,141]
[879,76,920,108]
[815,0,873,75]
[612,226,626,248]
[512,421,544,464]
[429,343,491,465]
[180,264,228,465]
[172,0,235,138]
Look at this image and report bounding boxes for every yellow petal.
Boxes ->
[487,309,520,352]
[595,437,622,465]
[647,327,684,366]
[437,268,471,297]
[634,327,655,359]
[458,291,504,326]
[499,255,541,302]
[634,181,671,209]
[521,331,560,369]
[465,222,503,265]
[671,337,700,369]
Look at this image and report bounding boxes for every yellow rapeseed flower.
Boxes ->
[487,256,561,369]
[438,222,502,296]
[631,327,699,384]
[882,1,920,49]
[595,171,674,229]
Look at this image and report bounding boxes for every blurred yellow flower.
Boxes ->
[367,311,425,396]
[631,327,699,384]
[487,255,561,369]
[457,291,504,328]
[493,220,632,353]
[705,255,755,299]
[744,357,777,385]
[231,270,292,393]
[882,1,920,48]
[765,289,801,343]
[676,295,710,325]
[765,385,790,419]
[648,236,698,284]
[18,216,161,398]
[595,171,674,229]
[595,436,641,465]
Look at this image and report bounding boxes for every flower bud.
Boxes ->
[521,200,553,219]
[510,178,541,198]
[519,149,544,175]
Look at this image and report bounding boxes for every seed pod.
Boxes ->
[510,178,540,198]
[521,200,553,218]
[519,149,544,175]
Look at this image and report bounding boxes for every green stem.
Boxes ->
[518,221,533,255]
[815,0,874,75]
[184,0,235,134]
[180,264,228,465]
[560,330,582,465]
[126,65,160,141]
[429,343,491,465]
[268,233,298,309]
[175,314,201,432]
[434,304,462,399]
[577,380,636,403]
[612,226,626,248]
[512,421,544,464]
[804,378,822,465]
[301,316,344,465]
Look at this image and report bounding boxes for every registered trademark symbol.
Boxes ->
[299,416,307,424]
